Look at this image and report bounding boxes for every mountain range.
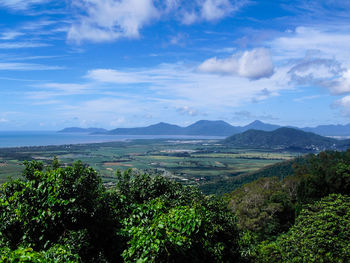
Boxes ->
[58,120,350,137]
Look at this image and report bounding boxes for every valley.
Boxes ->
[0,139,300,194]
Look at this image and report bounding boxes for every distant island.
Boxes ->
[59,120,350,137]
[58,127,108,133]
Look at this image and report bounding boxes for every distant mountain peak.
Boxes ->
[250,120,264,124]
[151,122,175,126]
[242,120,280,132]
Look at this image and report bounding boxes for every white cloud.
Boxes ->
[27,83,91,99]
[288,57,342,82]
[68,0,159,43]
[270,26,350,61]
[0,42,50,49]
[198,48,274,80]
[201,0,235,21]
[176,106,198,116]
[0,62,62,71]
[335,96,350,111]
[0,31,24,40]
[174,0,247,24]
[86,69,149,84]
[84,62,288,110]
[24,60,292,128]
[40,83,91,93]
[0,0,48,10]
[329,69,350,95]
[67,0,248,43]
[293,95,322,103]
[0,118,8,123]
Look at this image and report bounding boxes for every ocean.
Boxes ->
[0,131,224,148]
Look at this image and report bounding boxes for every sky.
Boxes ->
[1,0,350,130]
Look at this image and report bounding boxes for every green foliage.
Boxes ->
[256,194,350,263]
[2,148,349,262]
[0,245,80,262]
[115,169,205,210]
[200,156,306,196]
[122,198,240,263]
[296,150,350,203]
[0,160,124,262]
[0,161,242,262]
[115,169,240,262]
[228,177,294,240]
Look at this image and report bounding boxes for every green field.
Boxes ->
[0,139,301,192]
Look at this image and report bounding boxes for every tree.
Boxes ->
[0,160,124,262]
[228,177,294,240]
[256,194,350,263]
[296,150,350,203]
[116,169,241,262]
[122,198,240,263]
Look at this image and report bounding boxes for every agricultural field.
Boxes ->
[0,139,301,192]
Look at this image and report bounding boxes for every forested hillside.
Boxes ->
[224,127,350,151]
[1,150,350,262]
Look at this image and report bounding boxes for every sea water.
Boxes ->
[0,131,224,148]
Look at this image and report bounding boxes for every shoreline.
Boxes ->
[0,134,224,149]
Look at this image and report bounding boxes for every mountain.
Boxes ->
[224,127,350,151]
[239,120,281,132]
[59,120,350,137]
[106,120,278,136]
[107,120,238,136]
[302,123,350,136]
[184,120,239,136]
[58,127,108,133]
[108,122,184,135]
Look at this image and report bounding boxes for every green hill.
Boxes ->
[224,127,350,151]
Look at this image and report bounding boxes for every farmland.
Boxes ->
[0,139,301,193]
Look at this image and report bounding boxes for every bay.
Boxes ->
[0,131,224,148]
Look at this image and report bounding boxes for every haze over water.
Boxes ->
[0,131,223,148]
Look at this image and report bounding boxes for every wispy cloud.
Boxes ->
[67,0,249,43]
[0,62,63,71]
[268,26,350,116]
[0,0,49,10]
[0,42,50,49]
[270,26,350,60]
[164,0,249,24]
[86,69,151,84]
[84,62,289,110]
[27,83,91,99]
[282,0,350,22]
[293,95,323,103]
[0,31,24,40]
[68,0,159,43]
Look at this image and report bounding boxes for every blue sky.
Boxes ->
[0,0,350,130]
